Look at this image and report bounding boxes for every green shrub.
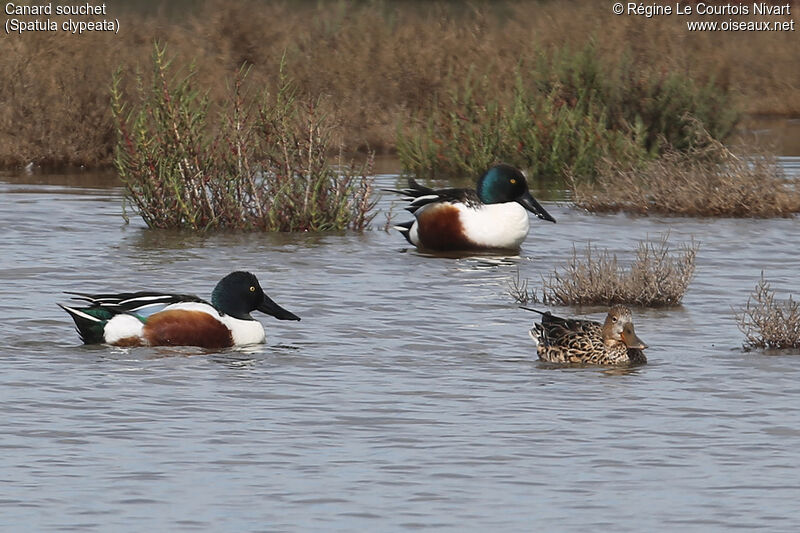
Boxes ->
[397,69,643,180]
[397,42,738,180]
[111,45,376,231]
[543,45,738,153]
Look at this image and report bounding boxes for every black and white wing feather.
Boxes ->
[65,291,207,318]
[386,178,482,214]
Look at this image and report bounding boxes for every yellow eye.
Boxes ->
[509,178,516,184]
[250,286,256,292]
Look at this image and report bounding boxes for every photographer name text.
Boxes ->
[620,2,790,17]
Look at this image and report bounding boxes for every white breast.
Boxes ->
[458,202,530,249]
[168,302,266,346]
[218,315,266,346]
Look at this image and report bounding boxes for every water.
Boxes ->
[740,116,800,156]
[1,165,800,532]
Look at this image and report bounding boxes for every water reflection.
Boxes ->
[208,353,260,369]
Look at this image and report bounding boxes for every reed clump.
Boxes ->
[112,45,375,231]
[509,234,697,307]
[571,126,800,217]
[735,275,800,351]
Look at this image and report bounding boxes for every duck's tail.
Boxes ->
[520,306,574,330]
[392,220,415,245]
[384,179,443,214]
[58,303,111,344]
[519,306,549,316]
[383,178,435,199]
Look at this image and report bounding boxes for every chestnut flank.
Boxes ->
[143,310,233,349]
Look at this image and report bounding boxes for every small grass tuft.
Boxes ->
[508,234,697,307]
[571,122,800,218]
[735,274,800,350]
[506,267,541,306]
[112,45,376,231]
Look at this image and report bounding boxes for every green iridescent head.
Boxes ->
[476,164,556,223]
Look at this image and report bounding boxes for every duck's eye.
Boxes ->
[509,178,516,184]
[250,286,256,292]
[611,316,618,322]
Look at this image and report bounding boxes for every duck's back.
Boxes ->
[535,315,608,363]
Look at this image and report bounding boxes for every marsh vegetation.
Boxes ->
[2,0,798,170]
[571,126,800,218]
[509,234,698,307]
[397,44,737,179]
[735,275,800,351]
[112,46,375,231]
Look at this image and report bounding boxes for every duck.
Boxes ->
[523,305,647,365]
[388,164,555,251]
[59,271,300,348]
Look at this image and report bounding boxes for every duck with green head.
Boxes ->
[59,271,300,349]
[389,164,556,251]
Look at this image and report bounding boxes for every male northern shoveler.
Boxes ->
[389,164,555,251]
[523,305,648,365]
[59,271,300,348]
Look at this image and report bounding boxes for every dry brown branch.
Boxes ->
[735,274,800,350]
[571,123,800,218]
[509,234,698,307]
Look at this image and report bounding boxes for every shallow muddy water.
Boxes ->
[1,164,800,532]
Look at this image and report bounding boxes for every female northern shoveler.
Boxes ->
[59,271,300,349]
[389,164,556,251]
[523,305,648,365]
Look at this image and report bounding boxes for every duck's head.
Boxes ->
[601,305,647,349]
[211,271,300,322]
[476,164,556,223]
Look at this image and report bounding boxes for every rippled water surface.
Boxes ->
[1,165,800,532]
